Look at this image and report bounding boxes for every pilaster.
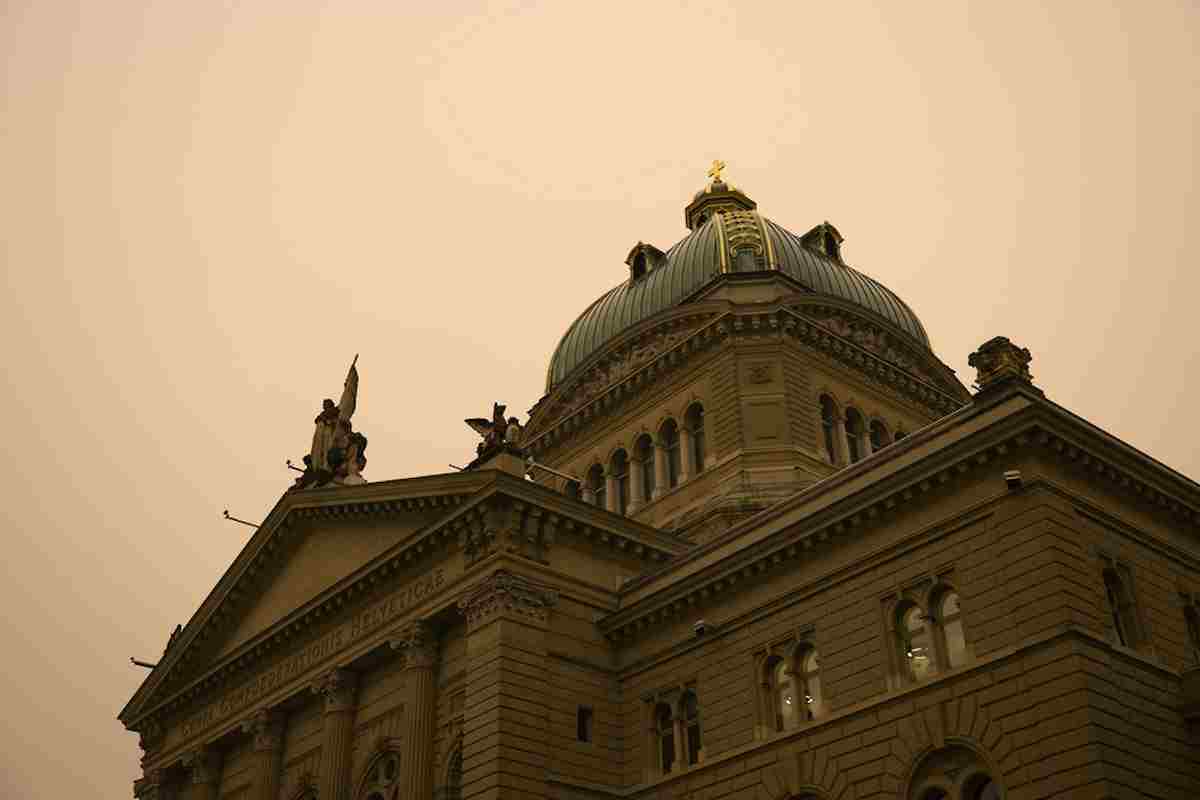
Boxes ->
[241,709,285,800]
[390,619,440,800]
[310,667,359,800]
[457,570,558,800]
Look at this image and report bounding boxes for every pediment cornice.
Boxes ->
[121,472,689,732]
[598,388,1200,641]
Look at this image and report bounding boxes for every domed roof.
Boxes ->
[544,184,932,392]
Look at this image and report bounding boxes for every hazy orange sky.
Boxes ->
[2,2,1197,796]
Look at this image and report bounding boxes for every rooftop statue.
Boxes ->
[292,356,368,489]
[465,403,523,464]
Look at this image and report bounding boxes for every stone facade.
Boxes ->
[122,182,1200,800]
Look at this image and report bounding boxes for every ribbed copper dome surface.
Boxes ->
[544,212,931,392]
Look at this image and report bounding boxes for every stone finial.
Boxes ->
[968,337,1035,393]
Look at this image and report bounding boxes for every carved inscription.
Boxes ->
[179,569,444,741]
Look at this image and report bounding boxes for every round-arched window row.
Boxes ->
[817,394,908,466]
[764,645,823,733]
[896,588,968,684]
[573,403,707,515]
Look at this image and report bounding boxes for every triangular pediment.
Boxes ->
[119,471,494,726]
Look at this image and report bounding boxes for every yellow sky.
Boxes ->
[1,1,1197,796]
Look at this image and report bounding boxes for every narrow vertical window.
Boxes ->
[940,592,966,668]
[771,657,795,731]
[682,691,702,766]
[819,395,838,464]
[564,479,580,500]
[1104,568,1132,647]
[587,464,605,510]
[869,419,889,452]
[1185,604,1200,665]
[661,419,681,488]
[901,605,936,681]
[686,404,706,474]
[577,706,593,743]
[800,648,822,719]
[845,408,864,463]
[636,434,656,503]
[655,702,675,774]
[610,449,629,515]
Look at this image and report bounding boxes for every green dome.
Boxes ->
[544,204,931,393]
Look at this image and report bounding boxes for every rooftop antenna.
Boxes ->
[223,509,260,529]
[130,657,157,669]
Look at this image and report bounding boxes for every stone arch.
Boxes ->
[354,749,403,800]
[757,743,849,800]
[893,699,1015,799]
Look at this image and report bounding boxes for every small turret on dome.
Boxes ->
[684,160,756,230]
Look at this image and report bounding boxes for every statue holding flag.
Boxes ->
[292,356,368,489]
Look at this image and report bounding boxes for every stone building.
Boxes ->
[120,172,1200,800]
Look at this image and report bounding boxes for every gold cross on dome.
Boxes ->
[707,159,726,182]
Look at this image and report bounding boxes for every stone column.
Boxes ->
[629,458,644,512]
[653,443,668,498]
[310,668,358,800]
[458,571,558,800]
[679,429,694,483]
[241,709,285,800]
[833,415,848,466]
[605,474,619,512]
[390,620,439,800]
[183,746,222,800]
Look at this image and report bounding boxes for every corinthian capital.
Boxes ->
[457,570,558,630]
[309,667,358,713]
[388,619,439,670]
[240,708,285,751]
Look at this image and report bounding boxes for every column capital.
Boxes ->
[309,667,358,714]
[388,619,439,670]
[240,708,285,752]
[457,570,558,631]
[134,768,176,800]
[182,746,221,786]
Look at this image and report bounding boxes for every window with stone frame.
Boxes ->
[654,701,676,774]
[869,419,890,452]
[587,463,605,509]
[681,689,702,766]
[610,449,630,515]
[645,685,703,775]
[760,636,823,734]
[661,419,681,488]
[635,433,656,503]
[907,744,1002,800]
[898,602,938,682]
[819,395,839,464]
[844,407,866,463]
[1101,559,1143,649]
[358,751,402,800]
[889,580,970,686]
[1183,594,1200,665]
[685,403,706,475]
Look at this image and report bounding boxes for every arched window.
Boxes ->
[564,479,580,501]
[939,592,967,668]
[358,752,401,800]
[610,449,629,515]
[587,463,605,510]
[1103,567,1136,647]
[869,420,890,452]
[1185,604,1200,665]
[635,433,656,503]
[685,404,706,475]
[798,648,822,720]
[844,408,865,463]
[900,604,936,682]
[655,702,675,774]
[661,419,681,489]
[681,690,702,766]
[769,656,795,732]
[819,395,838,464]
[441,743,463,800]
[908,745,1002,800]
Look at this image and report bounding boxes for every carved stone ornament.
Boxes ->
[182,746,220,785]
[968,336,1034,390]
[457,570,558,630]
[309,667,358,713]
[388,619,439,669]
[241,708,284,752]
[137,719,165,754]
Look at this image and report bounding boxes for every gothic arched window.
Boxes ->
[358,751,401,800]
[845,408,865,463]
[635,433,656,503]
[587,463,605,510]
[685,403,706,475]
[819,395,839,464]
[661,419,681,488]
[610,449,629,515]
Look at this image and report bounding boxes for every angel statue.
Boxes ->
[465,403,523,462]
[292,356,367,489]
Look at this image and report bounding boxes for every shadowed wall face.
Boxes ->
[0,2,1197,797]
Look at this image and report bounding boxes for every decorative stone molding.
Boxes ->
[137,719,165,755]
[457,570,558,630]
[241,708,284,752]
[134,768,174,800]
[309,668,358,714]
[388,619,438,669]
[182,746,221,785]
[969,336,1035,392]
